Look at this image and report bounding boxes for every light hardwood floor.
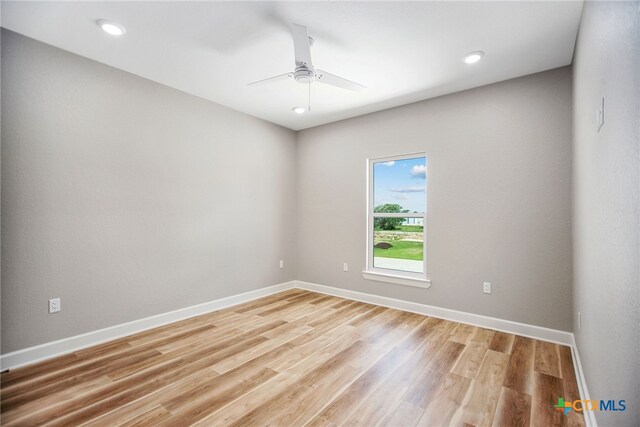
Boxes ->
[0,290,584,426]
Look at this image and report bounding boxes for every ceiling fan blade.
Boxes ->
[291,24,313,68]
[247,72,293,86]
[315,69,366,91]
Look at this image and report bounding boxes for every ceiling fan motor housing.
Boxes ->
[294,67,315,84]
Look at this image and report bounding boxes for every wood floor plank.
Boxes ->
[306,346,412,426]
[451,341,488,379]
[266,329,342,373]
[0,353,81,389]
[404,366,448,410]
[449,323,477,344]
[307,295,336,305]
[210,324,312,373]
[397,316,442,351]
[307,301,375,328]
[1,348,164,413]
[558,345,586,427]
[256,363,360,427]
[348,305,388,328]
[418,373,471,426]
[558,346,579,401]
[44,341,270,426]
[459,380,503,427]
[258,298,317,318]
[124,316,214,347]
[490,331,516,354]
[531,372,565,427]
[471,327,496,346]
[120,405,175,427]
[155,324,229,354]
[492,386,532,427]
[503,335,536,395]
[284,291,319,303]
[82,368,222,426]
[233,300,292,318]
[0,291,585,427]
[197,329,374,425]
[238,310,423,427]
[402,340,466,411]
[0,374,113,424]
[163,367,279,425]
[380,400,425,427]
[534,340,562,378]
[476,349,510,386]
[567,410,587,427]
[231,290,304,313]
[113,336,302,427]
[341,338,461,426]
[224,341,369,426]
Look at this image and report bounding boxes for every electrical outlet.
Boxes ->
[49,298,61,313]
[578,311,582,330]
[279,260,284,269]
[483,282,491,294]
[596,97,605,132]
[343,262,349,272]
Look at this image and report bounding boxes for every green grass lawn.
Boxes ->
[397,225,424,232]
[374,240,423,260]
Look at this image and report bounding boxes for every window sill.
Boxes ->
[361,271,432,289]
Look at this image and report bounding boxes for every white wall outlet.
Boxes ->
[49,298,61,313]
[483,282,492,294]
[578,311,582,330]
[596,97,605,132]
[279,260,284,269]
[343,262,349,272]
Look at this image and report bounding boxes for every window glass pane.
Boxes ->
[373,157,426,214]
[373,218,424,273]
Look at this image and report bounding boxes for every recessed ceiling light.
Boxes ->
[97,19,126,36]
[463,51,484,64]
[292,106,306,114]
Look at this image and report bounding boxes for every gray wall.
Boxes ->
[1,30,297,353]
[296,67,573,331]
[573,2,640,425]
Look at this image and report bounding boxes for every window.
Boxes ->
[363,153,430,288]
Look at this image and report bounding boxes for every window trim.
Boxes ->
[364,152,430,288]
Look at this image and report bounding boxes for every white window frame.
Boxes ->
[362,152,431,289]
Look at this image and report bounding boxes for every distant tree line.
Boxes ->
[373,204,408,230]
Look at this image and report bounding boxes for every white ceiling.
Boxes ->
[1,1,583,131]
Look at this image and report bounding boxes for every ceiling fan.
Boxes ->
[247,23,366,108]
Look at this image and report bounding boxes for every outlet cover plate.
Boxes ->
[49,298,61,313]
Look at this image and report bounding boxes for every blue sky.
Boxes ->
[373,156,426,213]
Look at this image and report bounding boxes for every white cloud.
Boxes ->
[389,186,425,193]
[410,164,426,178]
[382,161,395,167]
[393,194,409,200]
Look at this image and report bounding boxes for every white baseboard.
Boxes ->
[571,336,597,427]
[293,280,574,346]
[0,281,296,371]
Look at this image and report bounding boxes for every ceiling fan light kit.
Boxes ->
[463,50,484,64]
[248,23,366,113]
